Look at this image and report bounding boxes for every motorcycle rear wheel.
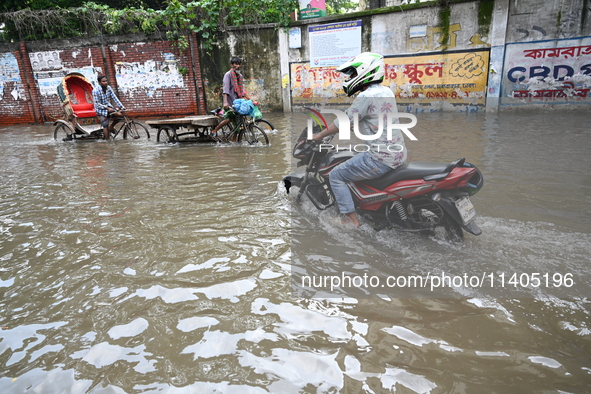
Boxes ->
[442,212,464,242]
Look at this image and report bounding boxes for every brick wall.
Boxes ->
[0,46,37,124]
[0,35,206,126]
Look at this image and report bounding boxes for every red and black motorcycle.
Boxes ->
[283,130,484,241]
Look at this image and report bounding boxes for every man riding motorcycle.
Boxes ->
[312,52,407,227]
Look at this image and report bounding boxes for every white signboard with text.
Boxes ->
[309,20,362,68]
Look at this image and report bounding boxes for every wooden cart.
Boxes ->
[145,116,220,143]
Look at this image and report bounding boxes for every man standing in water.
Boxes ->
[211,57,250,140]
[222,56,248,109]
[92,75,125,140]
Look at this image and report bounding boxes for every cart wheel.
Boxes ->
[54,124,73,141]
[157,126,178,143]
[124,121,150,140]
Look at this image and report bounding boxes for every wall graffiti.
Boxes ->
[502,37,591,106]
[406,23,464,52]
[290,50,490,108]
[515,26,548,41]
[290,63,346,106]
[385,51,489,106]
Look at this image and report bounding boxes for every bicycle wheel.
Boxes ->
[111,119,126,140]
[216,123,235,142]
[255,119,275,133]
[239,124,269,145]
[54,124,72,141]
[157,126,178,143]
[123,121,150,139]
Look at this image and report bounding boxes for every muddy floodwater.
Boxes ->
[0,111,590,393]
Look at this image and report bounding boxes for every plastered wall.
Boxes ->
[284,0,591,112]
[199,27,284,114]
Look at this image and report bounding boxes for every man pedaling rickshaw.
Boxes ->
[92,75,128,140]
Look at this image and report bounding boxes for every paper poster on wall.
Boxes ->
[289,27,302,49]
[299,0,327,20]
[29,51,63,72]
[409,25,427,38]
[0,53,23,100]
[30,51,67,96]
[115,55,184,98]
[309,20,362,68]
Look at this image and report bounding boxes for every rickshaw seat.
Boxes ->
[71,102,97,118]
[68,79,97,118]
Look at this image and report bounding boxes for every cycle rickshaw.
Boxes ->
[53,72,149,141]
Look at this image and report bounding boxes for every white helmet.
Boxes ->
[337,52,385,96]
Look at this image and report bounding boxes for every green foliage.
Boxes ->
[326,0,358,14]
[0,0,299,49]
[437,0,451,51]
[1,0,152,12]
[477,0,494,37]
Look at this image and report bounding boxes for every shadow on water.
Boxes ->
[0,112,590,393]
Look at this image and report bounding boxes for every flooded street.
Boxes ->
[1,111,590,393]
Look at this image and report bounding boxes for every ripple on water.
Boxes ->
[1,113,591,393]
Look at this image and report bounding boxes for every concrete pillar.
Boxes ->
[278,29,292,113]
[485,0,510,113]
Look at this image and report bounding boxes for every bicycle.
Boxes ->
[109,110,150,140]
[253,118,275,134]
[212,110,269,145]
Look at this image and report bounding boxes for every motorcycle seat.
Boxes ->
[363,161,449,189]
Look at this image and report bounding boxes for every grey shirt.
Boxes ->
[222,69,242,105]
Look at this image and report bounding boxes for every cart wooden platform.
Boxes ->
[145,115,220,143]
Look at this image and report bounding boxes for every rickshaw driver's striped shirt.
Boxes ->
[92,85,124,117]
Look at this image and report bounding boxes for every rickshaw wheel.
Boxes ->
[54,124,73,141]
[157,126,178,143]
